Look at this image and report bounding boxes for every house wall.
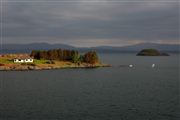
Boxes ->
[14,59,24,63]
[25,59,33,63]
[14,59,33,63]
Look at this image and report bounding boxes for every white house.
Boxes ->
[14,57,34,63]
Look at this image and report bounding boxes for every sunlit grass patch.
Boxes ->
[0,58,14,64]
[33,59,49,64]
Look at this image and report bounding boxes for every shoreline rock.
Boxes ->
[0,63,111,71]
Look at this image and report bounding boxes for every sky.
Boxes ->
[0,0,179,47]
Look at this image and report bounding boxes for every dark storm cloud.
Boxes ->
[1,0,179,46]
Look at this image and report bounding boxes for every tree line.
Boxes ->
[30,49,99,64]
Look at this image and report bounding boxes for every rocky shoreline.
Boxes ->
[0,63,111,71]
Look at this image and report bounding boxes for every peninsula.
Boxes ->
[0,49,110,71]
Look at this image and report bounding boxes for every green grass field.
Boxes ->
[0,58,14,64]
[33,59,49,64]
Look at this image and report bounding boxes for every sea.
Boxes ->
[0,53,179,120]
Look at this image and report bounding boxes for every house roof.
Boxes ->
[14,55,33,59]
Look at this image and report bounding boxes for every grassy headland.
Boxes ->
[0,50,110,71]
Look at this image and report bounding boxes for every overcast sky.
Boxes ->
[1,0,179,47]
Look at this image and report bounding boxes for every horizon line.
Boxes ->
[1,42,179,47]
[2,1,179,3]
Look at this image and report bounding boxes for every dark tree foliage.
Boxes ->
[31,50,41,59]
[30,49,99,64]
[136,49,169,56]
[84,51,99,64]
[30,49,79,61]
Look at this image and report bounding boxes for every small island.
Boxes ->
[136,49,169,56]
[0,49,110,71]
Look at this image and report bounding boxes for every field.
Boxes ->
[0,57,14,64]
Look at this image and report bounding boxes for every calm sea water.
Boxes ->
[0,53,179,120]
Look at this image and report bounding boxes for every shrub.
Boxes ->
[72,54,79,63]
[0,63,4,66]
[84,51,99,64]
[46,60,55,64]
[79,55,84,62]
[21,63,27,65]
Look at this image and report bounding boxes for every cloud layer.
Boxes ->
[1,0,179,47]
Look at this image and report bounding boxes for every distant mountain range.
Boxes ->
[0,42,179,54]
[1,43,75,53]
[89,43,180,53]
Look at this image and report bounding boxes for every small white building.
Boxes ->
[14,57,34,63]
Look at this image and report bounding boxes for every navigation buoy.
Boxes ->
[129,64,133,67]
[152,64,155,68]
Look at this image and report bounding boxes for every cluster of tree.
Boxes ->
[30,49,78,61]
[30,49,99,64]
[84,51,99,64]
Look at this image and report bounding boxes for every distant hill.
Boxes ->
[136,49,170,56]
[89,43,180,53]
[0,43,76,53]
[0,42,179,54]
